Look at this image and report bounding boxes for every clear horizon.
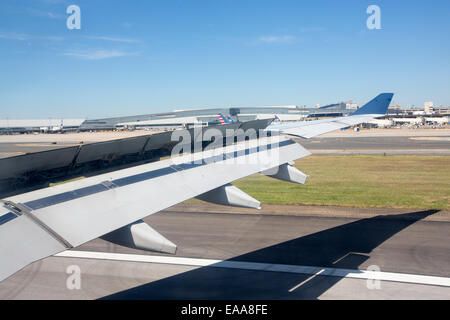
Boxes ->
[1,0,449,119]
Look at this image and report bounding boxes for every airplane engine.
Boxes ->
[101,220,177,254]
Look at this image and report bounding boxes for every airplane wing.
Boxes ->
[0,135,310,281]
[266,93,393,138]
[0,93,393,282]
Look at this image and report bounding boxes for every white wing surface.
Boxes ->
[0,93,393,282]
[0,135,310,281]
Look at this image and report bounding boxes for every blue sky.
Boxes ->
[0,0,449,118]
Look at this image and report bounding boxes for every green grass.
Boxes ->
[232,155,450,210]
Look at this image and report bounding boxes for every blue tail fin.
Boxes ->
[351,93,394,116]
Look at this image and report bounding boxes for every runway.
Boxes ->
[297,136,450,155]
[0,135,449,158]
[0,205,449,299]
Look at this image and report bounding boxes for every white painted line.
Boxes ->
[55,250,450,288]
[289,269,325,292]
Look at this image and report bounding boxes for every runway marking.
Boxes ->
[332,252,369,265]
[289,269,325,292]
[409,137,450,142]
[310,149,450,155]
[55,251,450,288]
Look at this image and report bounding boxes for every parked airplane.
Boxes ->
[0,93,393,282]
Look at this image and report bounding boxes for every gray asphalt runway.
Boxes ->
[296,136,450,154]
[0,207,448,299]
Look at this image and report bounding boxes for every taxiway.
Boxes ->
[0,204,448,300]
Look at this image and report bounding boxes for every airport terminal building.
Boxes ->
[79,104,354,131]
[1,103,448,134]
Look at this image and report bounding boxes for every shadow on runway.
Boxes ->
[102,209,439,300]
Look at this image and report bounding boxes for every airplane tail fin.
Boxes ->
[217,113,227,124]
[226,115,234,124]
[351,93,394,116]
